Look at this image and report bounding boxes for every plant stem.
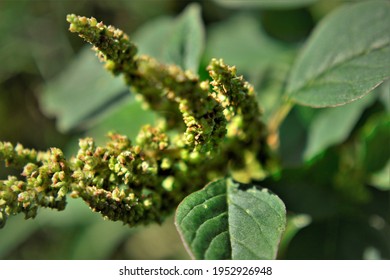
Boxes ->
[267,100,294,150]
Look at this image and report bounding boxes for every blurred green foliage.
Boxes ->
[0,0,389,259]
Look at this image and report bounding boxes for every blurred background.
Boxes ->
[0,0,388,259]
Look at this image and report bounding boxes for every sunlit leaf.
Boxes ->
[175,178,286,260]
[287,1,390,107]
[369,160,390,191]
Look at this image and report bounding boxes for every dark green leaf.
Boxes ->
[175,178,286,260]
[286,219,390,259]
[379,80,390,112]
[261,151,342,220]
[304,94,376,160]
[278,106,317,167]
[362,113,390,173]
[277,214,311,258]
[287,1,390,107]
[361,113,390,190]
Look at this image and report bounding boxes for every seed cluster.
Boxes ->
[0,15,271,228]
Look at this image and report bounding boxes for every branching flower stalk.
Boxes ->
[0,15,272,229]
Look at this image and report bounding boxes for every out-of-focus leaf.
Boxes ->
[285,219,390,259]
[379,80,390,112]
[205,14,292,74]
[287,1,390,107]
[369,160,390,191]
[361,113,390,175]
[125,216,190,260]
[133,17,173,60]
[41,4,203,133]
[70,219,133,259]
[86,97,157,145]
[213,0,319,9]
[0,197,133,259]
[279,106,313,167]
[134,3,204,73]
[304,94,376,160]
[0,215,39,258]
[0,2,35,82]
[40,47,128,132]
[0,197,100,258]
[175,178,286,260]
[36,196,103,227]
[277,214,311,258]
[261,149,345,220]
[170,3,205,73]
[255,63,293,122]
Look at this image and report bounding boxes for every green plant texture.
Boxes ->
[0,0,389,260]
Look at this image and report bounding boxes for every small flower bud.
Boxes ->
[162,176,174,191]
[143,199,152,208]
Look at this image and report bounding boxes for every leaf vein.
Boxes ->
[230,202,273,250]
[190,211,228,251]
[178,193,226,225]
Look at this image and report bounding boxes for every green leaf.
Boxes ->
[213,0,319,9]
[361,113,390,189]
[304,94,376,160]
[277,214,311,258]
[133,18,173,61]
[0,215,39,258]
[134,3,204,73]
[172,3,205,73]
[40,47,128,132]
[285,219,390,259]
[379,80,390,112]
[125,216,190,260]
[175,178,286,260]
[287,1,390,107]
[41,4,204,133]
[86,97,157,145]
[0,198,102,258]
[205,14,292,74]
[0,2,33,82]
[278,107,309,166]
[70,219,133,259]
[369,160,390,191]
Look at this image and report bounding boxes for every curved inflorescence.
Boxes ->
[0,15,270,228]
